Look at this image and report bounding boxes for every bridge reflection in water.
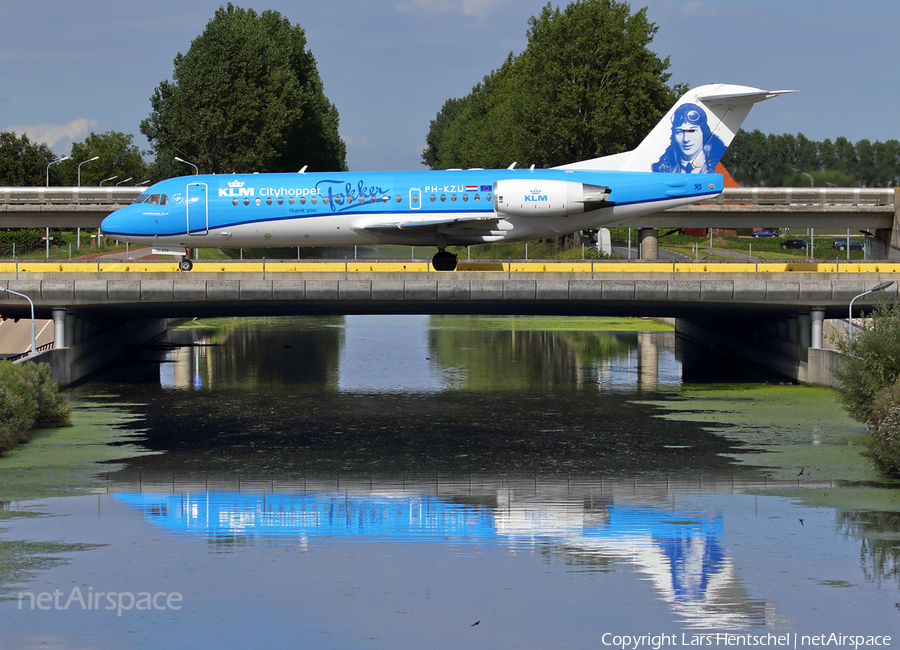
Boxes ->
[111,474,787,630]
[157,317,684,394]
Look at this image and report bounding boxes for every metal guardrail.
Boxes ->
[7,341,55,363]
[0,186,895,208]
[708,187,894,206]
[0,186,142,205]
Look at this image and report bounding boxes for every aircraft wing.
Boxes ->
[359,214,504,235]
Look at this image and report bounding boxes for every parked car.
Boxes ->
[832,238,864,251]
[751,229,777,237]
[780,238,817,250]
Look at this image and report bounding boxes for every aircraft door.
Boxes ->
[187,182,208,235]
[409,188,421,210]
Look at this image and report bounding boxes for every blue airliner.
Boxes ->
[101,84,788,271]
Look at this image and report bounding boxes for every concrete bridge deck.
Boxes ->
[5,259,897,387]
[2,260,898,320]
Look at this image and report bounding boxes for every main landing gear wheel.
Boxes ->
[432,250,457,272]
[179,258,193,272]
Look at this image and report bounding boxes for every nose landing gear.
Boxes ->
[431,249,457,272]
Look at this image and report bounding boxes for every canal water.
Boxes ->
[1,315,899,649]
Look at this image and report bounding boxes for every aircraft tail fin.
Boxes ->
[555,84,793,173]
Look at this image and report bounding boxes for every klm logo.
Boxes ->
[218,181,255,198]
[219,187,255,197]
[524,190,547,202]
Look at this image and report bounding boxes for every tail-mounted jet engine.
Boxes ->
[493,179,610,217]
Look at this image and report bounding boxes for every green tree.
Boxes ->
[721,129,768,184]
[423,0,681,169]
[0,361,71,454]
[57,131,151,186]
[856,138,875,187]
[834,136,857,177]
[872,140,899,186]
[141,3,346,175]
[834,302,900,422]
[425,56,520,170]
[0,131,56,186]
[834,302,900,477]
[818,138,838,172]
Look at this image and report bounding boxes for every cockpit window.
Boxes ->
[132,193,150,204]
[145,194,168,205]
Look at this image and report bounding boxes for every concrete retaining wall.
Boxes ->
[14,318,171,386]
[805,348,847,389]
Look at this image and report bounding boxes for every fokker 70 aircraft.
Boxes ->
[101,84,788,271]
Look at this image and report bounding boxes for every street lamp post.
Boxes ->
[849,281,895,343]
[174,157,199,175]
[77,156,100,187]
[100,176,118,186]
[790,167,814,187]
[46,156,70,187]
[0,287,36,355]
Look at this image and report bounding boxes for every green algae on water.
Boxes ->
[0,398,160,502]
[639,383,882,484]
[0,539,105,601]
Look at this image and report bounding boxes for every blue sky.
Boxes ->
[2,0,897,172]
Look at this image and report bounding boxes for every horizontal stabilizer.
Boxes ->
[698,89,795,106]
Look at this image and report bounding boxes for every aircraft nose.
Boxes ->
[101,209,129,236]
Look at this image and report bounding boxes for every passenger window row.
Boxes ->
[423,193,491,203]
[230,193,492,207]
[232,195,405,207]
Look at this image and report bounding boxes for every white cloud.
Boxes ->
[5,118,100,154]
[396,0,510,20]
[341,133,371,147]
[679,2,725,18]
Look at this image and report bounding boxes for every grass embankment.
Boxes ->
[0,361,72,454]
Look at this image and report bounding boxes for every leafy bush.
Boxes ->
[0,229,44,257]
[833,302,900,422]
[0,361,71,454]
[866,382,900,477]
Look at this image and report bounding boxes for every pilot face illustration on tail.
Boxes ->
[652,103,726,174]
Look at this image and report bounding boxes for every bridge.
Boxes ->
[3,185,900,386]
[2,259,897,388]
[2,186,900,259]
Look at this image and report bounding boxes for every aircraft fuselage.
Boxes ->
[101,168,722,251]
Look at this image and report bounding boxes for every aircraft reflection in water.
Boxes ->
[113,477,773,629]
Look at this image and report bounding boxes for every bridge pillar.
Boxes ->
[639,228,658,260]
[52,307,66,349]
[890,187,900,260]
[638,331,658,388]
[74,316,85,346]
[65,313,76,349]
[775,319,788,341]
[871,188,900,259]
[787,316,800,345]
[798,312,811,349]
[810,308,826,349]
